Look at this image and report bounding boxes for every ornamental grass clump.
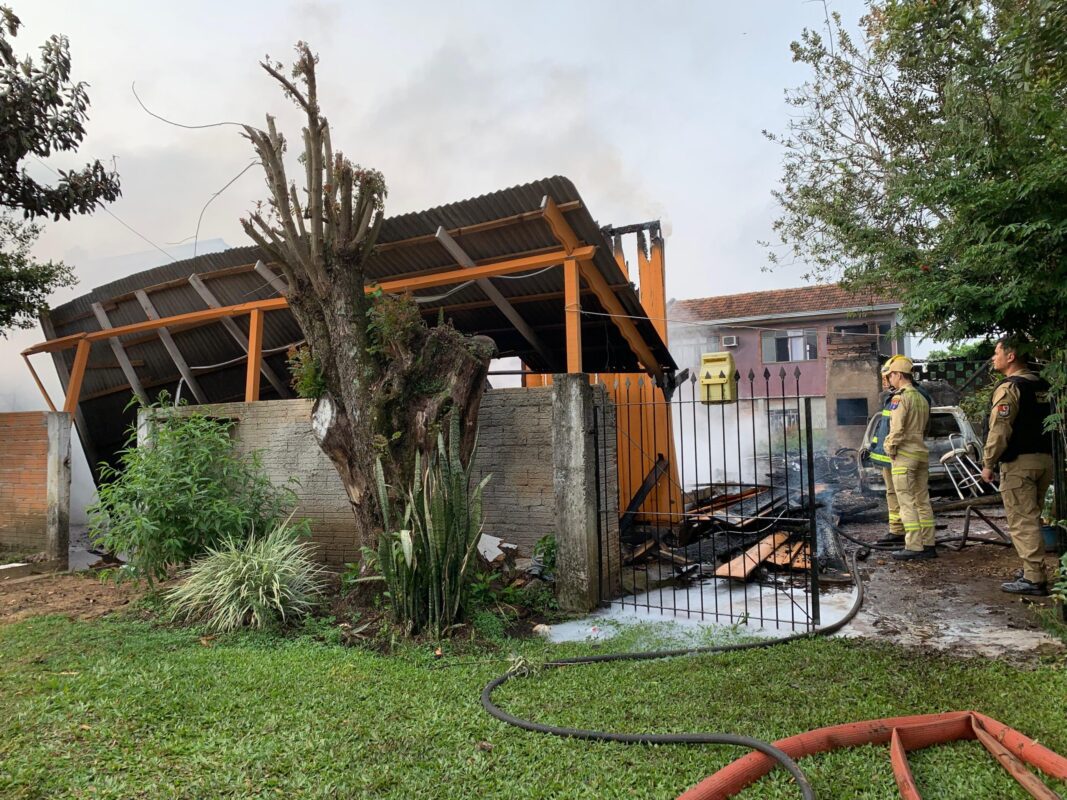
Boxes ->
[168,518,326,633]
[372,417,490,638]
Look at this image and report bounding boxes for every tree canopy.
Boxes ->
[0,5,120,333]
[766,0,1066,382]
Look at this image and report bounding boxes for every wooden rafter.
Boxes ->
[133,289,208,404]
[91,302,149,405]
[24,245,599,412]
[187,274,293,400]
[434,227,556,368]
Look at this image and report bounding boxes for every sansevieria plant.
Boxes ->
[372,416,491,637]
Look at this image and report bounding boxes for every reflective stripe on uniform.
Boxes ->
[903,522,921,531]
[918,519,934,526]
[891,466,908,474]
[888,512,901,521]
[870,453,891,464]
[899,449,926,460]
[881,410,892,416]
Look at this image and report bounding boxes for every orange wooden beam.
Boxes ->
[374,245,595,295]
[245,308,264,402]
[541,196,580,255]
[22,354,56,412]
[538,198,663,380]
[24,248,596,359]
[639,232,668,342]
[63,339,91,415]
[577,261,661,381]
[564,258,582,373]
[22,297,289,356]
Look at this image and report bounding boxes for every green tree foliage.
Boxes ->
[926,340,995,362]
[766,0,1067,409]
[0,212,74,331]
[0,5,120,332]
[89,401,299,585]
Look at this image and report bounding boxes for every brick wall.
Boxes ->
[0,413,50,555]
[157,389,559,565]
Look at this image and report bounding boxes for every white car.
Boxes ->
[858,405,984,496]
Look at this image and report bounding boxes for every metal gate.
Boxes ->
[591,367,821,632]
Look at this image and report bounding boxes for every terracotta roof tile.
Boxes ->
[669,283,898,323]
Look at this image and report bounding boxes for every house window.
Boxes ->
[878,323,896,354]
[833,324,869,338]
[836,398,870,426]
[760,329,818,363]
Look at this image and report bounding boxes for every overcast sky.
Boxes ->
[2,0,875,415]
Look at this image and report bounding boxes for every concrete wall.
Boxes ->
[158,389,565,565]
[469,388,555,553]
[0,411,70,565]
[157,400,358,565]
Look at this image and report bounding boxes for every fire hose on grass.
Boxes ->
[480,549,868,800]
[479,545,1067,799]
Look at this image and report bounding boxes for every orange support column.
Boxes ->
[245,309,264,402]
[564,258,582,374]
[63,338,91,414]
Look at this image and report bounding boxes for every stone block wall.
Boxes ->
[157,389,562,565]
[0,411,70,565]
[156,400,357,565]
[469,387,554,553]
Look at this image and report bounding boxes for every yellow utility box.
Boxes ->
[700,352,737,404]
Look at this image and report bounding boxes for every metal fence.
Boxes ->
[591,367,821,632]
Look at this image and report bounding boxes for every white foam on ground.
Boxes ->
[547,579,858,644]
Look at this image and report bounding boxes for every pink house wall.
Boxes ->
[718,316,897,398]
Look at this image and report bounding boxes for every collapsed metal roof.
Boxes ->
[39,175,676,474]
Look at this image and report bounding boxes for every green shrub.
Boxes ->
[89,399,299,584]
[1054,552,1067,604]
[168,518,326,633]
[370,417,490,637]
[533,534,557,575]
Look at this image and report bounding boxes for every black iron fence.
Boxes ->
[591,367,822,632]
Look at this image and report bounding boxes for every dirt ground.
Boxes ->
[0,572,147,625]
[1,499,1063,662]
[837,501,1065,660]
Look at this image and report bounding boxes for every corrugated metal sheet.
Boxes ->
[43,176,675,474]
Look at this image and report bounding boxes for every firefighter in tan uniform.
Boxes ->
[865,358,906,545]
[980,337,1054,596]
[882,357,937,560]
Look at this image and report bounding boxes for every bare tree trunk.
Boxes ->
[241,44,495,549]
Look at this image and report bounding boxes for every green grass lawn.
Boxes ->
[1,615,1065,799]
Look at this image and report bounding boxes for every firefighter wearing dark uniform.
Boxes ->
[867,358,905,545]
[981,338,1054,596]
[883,356,937,559]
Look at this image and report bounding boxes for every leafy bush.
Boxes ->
[533,534,557,576]
[168,518,325,633]
[1054,552,1067,604]
[371,417,490,637]
[89,400,299,584]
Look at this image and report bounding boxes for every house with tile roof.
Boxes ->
[667,284,908,449]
